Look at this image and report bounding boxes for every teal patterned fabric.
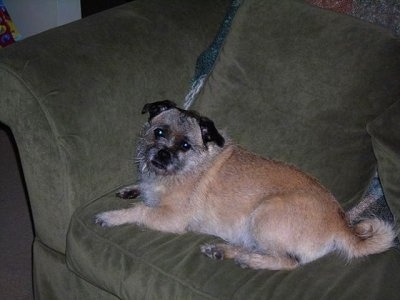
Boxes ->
[184,0,242,109]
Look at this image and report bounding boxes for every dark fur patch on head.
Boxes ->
[198,116,225,147]
[142,101,225,148]
[142,100,177,121]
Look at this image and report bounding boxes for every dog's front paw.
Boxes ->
[94,211,121,227]
[200,244,224,260]
[116,185,140,199]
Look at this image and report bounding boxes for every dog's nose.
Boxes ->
[157,149,171,163]
[151,149,172,170]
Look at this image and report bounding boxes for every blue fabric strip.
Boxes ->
[183,0,242,109]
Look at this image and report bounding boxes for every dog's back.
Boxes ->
[194,144,395,269]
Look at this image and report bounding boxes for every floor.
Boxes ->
[0,127,34,300]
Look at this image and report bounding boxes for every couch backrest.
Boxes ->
[193,0,400,208]
[0,0,230,252]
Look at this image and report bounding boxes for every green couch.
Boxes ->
[1,0,399,299]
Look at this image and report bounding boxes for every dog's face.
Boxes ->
[137,101,225,176]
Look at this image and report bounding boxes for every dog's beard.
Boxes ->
[137,145,183,176]
[137,144,211,178]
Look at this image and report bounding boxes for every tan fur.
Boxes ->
[96,103,395,270]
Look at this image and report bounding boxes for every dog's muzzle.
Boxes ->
[151,149,172,170]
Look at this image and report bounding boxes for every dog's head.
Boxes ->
[137,100,225,176]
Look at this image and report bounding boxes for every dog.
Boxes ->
[95,100,395,270]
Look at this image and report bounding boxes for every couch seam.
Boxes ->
[34,237,122,299]
[70,214,220,300]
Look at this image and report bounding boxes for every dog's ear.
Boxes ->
[198,116,225,148]
[142,100,177,121]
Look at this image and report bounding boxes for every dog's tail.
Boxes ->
[337,218,396,260]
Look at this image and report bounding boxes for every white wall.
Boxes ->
[4,0,81,39]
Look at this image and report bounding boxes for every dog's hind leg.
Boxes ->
[200,243,300,270]
[200,243,250,261]
[235,252,300,270]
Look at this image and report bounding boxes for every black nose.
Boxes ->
[151,149,172,170]
[157,149,171,163]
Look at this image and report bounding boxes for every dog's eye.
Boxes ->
[180,141,191,152]
[154,128,165,138]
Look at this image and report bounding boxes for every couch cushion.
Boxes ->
[0,0,230,253]
[191,0,400,209]
[367,100,400,230]
[67,191,400,299]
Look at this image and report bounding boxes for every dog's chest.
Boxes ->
[140,179,192,209]
[140,183,165,207]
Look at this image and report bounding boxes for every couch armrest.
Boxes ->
[0,0,229,253]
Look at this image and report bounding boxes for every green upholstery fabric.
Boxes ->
[2,0,400,298]
[34,239,118,300]
[0,0,230,254]
[67,190,400,299]
[367,100,400,229]
[193,0,400,209]
[0,0,230,298]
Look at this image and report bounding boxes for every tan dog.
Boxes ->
[95,100,395,270]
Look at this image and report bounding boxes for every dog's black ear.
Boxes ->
[142,100,177,121]
[198,116,225,147]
